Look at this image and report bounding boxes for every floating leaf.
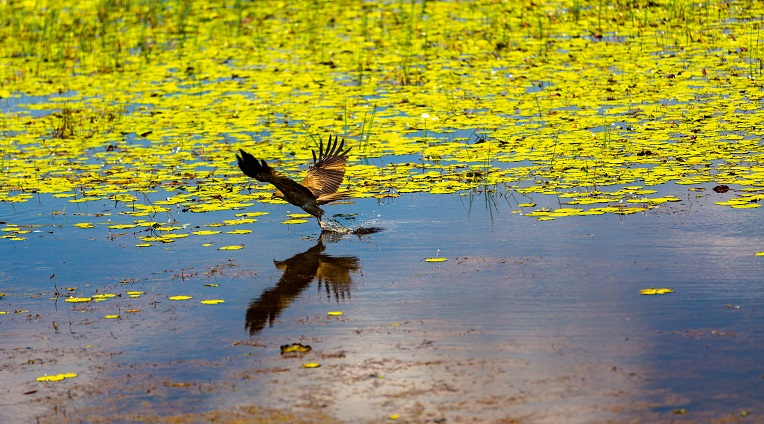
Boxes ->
[281,343,312,354]
[281,219,309,225]
[36,373,78,382]
[218,245,244,251]
[73,223,95,229]
[640,288,674,295]
[168,295,192,301]
[200,299,224,305]
[235,212,269,217]
[327,311,343,316]
[192,230,221,236]
[64,297,92,303]
[424,258,447,263]
[302,363,321,368]
[287,213,313,218]
[109,224,137,229]
[104,314,119,319]
[226,229,252,235]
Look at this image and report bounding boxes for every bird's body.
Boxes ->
[237,135,351,227]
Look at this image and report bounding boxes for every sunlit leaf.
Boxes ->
[64,297,92,303]
[168,295,192,301]
[36,373,77,382]
[226,229,252,235]
[218,245,244,250]
[192,230,221,236]
[640,288,674,295]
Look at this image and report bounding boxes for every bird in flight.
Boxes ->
[237,135,351,228]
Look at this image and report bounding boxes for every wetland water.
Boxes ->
[1,187,763,423]
[4,0,764,421]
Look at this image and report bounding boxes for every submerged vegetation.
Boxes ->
[2,0,764,238]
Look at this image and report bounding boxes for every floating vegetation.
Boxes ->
[640,288,675,295]
[218,245,244,251]
[64,297,92,303]
[281,343,312,355]
[36,373,78,382]
[1,0,764,244]
[168,295,192,301]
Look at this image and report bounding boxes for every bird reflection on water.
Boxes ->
[244,229,380,336]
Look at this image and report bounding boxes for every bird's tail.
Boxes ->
[236,149,270,181]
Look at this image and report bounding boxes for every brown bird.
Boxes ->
[237,135,351,227]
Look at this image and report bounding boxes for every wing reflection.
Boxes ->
[245,237,360,336]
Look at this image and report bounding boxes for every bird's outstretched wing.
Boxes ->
[301,135,352,202]
[237,149,316,202]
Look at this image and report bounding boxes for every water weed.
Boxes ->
[1,0,764,229]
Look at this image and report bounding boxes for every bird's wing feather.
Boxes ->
[301,135,351,197]
[237,149,316,201]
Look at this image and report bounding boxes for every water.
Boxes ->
[1,188,763,422]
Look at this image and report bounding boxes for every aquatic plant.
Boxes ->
[1,0,764,244]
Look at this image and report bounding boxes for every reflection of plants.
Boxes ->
[464,183,501,222]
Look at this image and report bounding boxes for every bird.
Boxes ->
[236,135,351,228]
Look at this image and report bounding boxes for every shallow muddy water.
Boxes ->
[1,186,763,423]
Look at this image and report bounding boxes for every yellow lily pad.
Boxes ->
[64,297,92,303]
[36,373,78,382]
[281,219,309,225]
[168,295,192,301]
[218,245,244,250]
[640,288,674,295]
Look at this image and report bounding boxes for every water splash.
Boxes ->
[319,218,352,234]
[319,217,384,236]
